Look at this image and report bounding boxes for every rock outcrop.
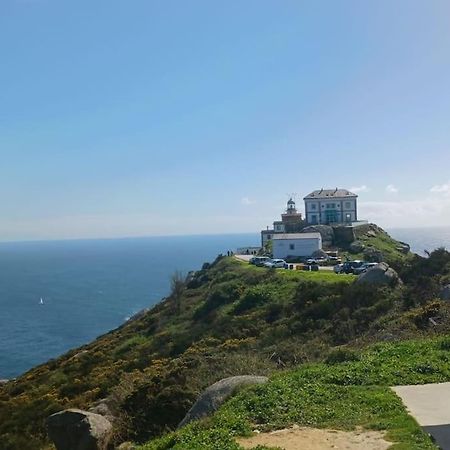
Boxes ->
[440,285,450,301]
[349,241,365,253]
[178,375,268,428]
[302,225,334,248]
[363,247,384,263]
[356,262,401,286]
[46,409,112,450]
[396,242,410,254]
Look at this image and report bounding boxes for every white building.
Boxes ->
[272,233,322,259]
[304,188,358,225]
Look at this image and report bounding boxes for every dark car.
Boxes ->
[353,262,378,275]
[342,260,364,274]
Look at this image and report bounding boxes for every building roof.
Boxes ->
[303,188,357,200]
[272,233,321,240]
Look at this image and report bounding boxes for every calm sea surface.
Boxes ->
[0,234,259,379]
[0,227,449,379]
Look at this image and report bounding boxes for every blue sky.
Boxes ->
[1,0,450,240]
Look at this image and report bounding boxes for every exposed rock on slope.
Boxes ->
[356,263,401,286]
[178,375,268,428]
[46,409,112,450]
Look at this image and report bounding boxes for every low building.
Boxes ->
[272,233,322,259]
[304,188,358,225]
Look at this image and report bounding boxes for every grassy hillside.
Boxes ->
[1,230,449,449]
[141,337,450,449]
[339,224,412,268]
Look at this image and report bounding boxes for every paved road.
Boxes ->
[393,382,450,449]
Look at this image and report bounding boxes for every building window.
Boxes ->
[311,204,317,210]
[289,243,295,250]
[345,201,351,208]
[326,203,336,209]
[267,235,272,240]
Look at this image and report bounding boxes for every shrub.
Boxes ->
[325,347,360,364]
[194,281,244,319]
[234,286,274,315]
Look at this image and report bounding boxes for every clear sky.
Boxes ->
[1,0,450,240]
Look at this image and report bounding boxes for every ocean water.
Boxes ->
[0,234,259,379]
[388,226,450,256]
[0,227,449,379]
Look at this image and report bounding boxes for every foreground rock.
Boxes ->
[46,409,112,450]
[178,375,268,428]
[356,262,401,286]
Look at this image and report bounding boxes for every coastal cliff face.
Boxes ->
[1,226,449,449]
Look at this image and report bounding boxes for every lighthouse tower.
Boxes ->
[286,198,297,214]
[280,198,303,232]
[261,196,306,246]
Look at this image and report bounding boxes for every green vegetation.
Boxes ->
[0,227,449,449]
[340,225,412,268]
[141,337,450,449]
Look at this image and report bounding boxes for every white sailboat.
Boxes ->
[39,297,44,305]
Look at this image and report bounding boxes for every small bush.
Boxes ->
[234,286,274,315]
[325,347,360,364]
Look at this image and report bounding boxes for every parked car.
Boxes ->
[353,262,378,275]
[249,257,257,264]
[306,257,327,266]
[253,256,271,267]
[341,260,364,274]
[264,258,287,268]
[333,263,344,274]
[328,256,342,264]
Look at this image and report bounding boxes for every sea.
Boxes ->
[0,227,449,379]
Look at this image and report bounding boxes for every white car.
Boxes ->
[264,259,286,268]
[333,264,344,274]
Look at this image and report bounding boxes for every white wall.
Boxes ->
[304,198,357,224]
[273,237,322,259]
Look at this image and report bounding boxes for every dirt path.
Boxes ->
[236,425,391,450]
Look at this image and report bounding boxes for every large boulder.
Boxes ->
[46,409,112,450]
[356,262,401,286]
[440,285,450,301]
[178,375,268,428]
[302,225,334,248]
